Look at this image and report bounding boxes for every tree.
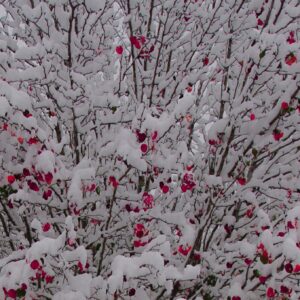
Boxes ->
[0,0,299,299]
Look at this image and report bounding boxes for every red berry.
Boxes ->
[7,175,15,184]
[28,181,39,192]
[178,245,192,256]
[285,54,297,66]
[140,143,148,153]
[23,168,30,177]
[116,46,123,55]
[246,208,254,218]
[42,223,51,232]
[7,200,13,209]
[5,289,17,299]
[17,136,24,144]
[28,137,38,145]
[281,101,289,110]
[237,178,246,185]
[280,285,290,294]
[45,172,53,185]
[45,275,54,284]
[128,288,136,296]
[151,131,158,141]
[266,287,275,298]
[294,264,300,273]
[250,113,256,121]
[287,221,295,229]
[136,230,144,238]
[30,260,40,270]
[285,263,293,273]
[203,57,209,66]
[257,18,264,26]
[259,276,267,284]
[162,185,169,194]
[273,130,284,141]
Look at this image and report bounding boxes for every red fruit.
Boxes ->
[273,130,283,141]
[143,192,154,207]
[259,276,267,284]
[136,131,146,143]
[226,262,233,268]
[28,181,39,192]
[232,297,241,300]
[5,288,17,299]
[246,208,254,218]
[130,36,141,49]
[281,101,289,110]
[125,204,131,212]
[49,111,56,117]
[36,172,44,182]
[208,139,217,145]
[89,183,96,191]
[287,36,296,44]
[21,283,27,291]
[139,36,146,44]
[250,113,256,121]
[140,143,148,153]
[133,240,147,247]
[181,184,188,192]
[178,245,192,256]
[7,200,13,209]
[266,287,275,298]
[186,86,193,93]
[129,288,136,296]
[17,136,24,144]
[28,137,38,145]
[23,110,32,118]
[287,221,295,229]
[280,285,290,294]
[133,206,140,213]
[7,175,15,184]
[237,177,246,185]
[162,185,169,194]
[186,165,194,171]
[285,54,297,66]
[45,275,54,284]
[44,172,53,185]
[294,264,300,273]
[23,168,30,177]
[224,224,233,234]
[244,258,252,265]
[151,131,158,141]
[277,231,285,237]
[257,18,264,26]
[30,260,40,270]
[43,189,52,200]
[115,46,123,55]
[136,230,144,238]
[203,57,209,66]
[109,176,118,188]
[42,223,51,232]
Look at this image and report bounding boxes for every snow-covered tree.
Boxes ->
[0,0,299,299]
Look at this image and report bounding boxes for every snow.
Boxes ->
[0,96,10,116]
[36,150,56,173]
[53,291,86,300]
